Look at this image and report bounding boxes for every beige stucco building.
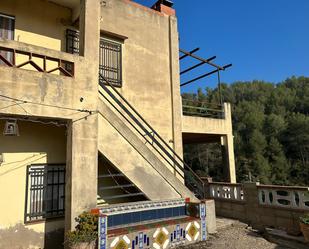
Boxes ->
[0,0,236,248]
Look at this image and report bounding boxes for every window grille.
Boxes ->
[66,29,80,55]
[99,38,122,87]
[0,14,15,65]
[25,164,65,222]
[65,29,123,87]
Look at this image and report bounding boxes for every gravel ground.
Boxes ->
[177,222,289,249]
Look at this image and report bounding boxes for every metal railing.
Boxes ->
[99,74,206,199]
[182,98,224,119]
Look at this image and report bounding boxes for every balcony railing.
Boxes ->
[208,182,245,202]
[0,39,75,77]
[205,182,309,234]
[258,185,309,210]
[182,98,224,119]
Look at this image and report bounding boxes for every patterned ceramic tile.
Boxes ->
[111,236,130,249]
[153,228,169,249]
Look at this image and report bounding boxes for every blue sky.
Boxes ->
[134,0,309,92]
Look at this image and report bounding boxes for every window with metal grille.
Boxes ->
[65,29,123,87]
[25,164,65,222]
[66,29,79,55]
[99,38,122,87]
[0,13,15,65]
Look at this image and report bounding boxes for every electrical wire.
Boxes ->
[0,96,30,114]
[0,94,94,114]
[0,103,21,110]
[0,116,66,127]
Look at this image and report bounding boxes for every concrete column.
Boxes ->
[221,135,236,183]
[79,0,101,60]
[65,0,100,232]
[243,182,263,230]
[221,103,236,183]
[168,15,184,178]
[205,199,217,234]
[65,116,98,231]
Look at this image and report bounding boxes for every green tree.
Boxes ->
[182,76,309,186]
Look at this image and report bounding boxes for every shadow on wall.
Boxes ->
[44,222,65,249]
[0,120,66,164]
[0,223,64,249]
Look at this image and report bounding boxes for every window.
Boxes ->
[65,29,123,87]
[25,164,65,222]
[0,13,15,65]
[99,38,122,87]
[0,13,14,39]
[66,29,79,55]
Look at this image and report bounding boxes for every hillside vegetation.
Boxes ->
[182,76,309,185]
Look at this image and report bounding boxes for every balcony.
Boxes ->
[0,38,97,120]
[182,98,224,119]
[182,99,232,136]
[0,39,75,77]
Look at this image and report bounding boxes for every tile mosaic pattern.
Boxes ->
[108,216,197,237]
[107,218,202,249]
[100,199,186,215]
[200,203,207,241]
[185,222,200,242]
[107,206,186,227]
[131,232,150,249]
[97,199,207,249]
[110,235,130,249]
[99,216,108,249]
[153,228,169,249]
[169,224,187,247]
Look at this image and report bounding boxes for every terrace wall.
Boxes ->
[206,182,309,235]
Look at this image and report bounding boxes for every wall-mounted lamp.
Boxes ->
[3,120,19,136]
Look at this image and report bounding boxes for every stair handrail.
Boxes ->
[99,74,205,199]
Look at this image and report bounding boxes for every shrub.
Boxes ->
[65,211,99,246]
[300,214,309,225]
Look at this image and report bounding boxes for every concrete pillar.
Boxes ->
[79,0,101,60]
[65,116,98,231]
[65,0,100,232]
[243,182,263,230]
[205,199,217,234]
[168,15,184,178]
[221,103,236,183]
[221,135,236,183]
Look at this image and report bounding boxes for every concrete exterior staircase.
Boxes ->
[98,99,198,202]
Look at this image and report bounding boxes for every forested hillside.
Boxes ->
[182,76,309,185]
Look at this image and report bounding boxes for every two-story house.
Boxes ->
[0,0,236,248]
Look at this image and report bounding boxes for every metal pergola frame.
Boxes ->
[179,48,232,104]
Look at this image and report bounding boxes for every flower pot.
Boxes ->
[70,241,96,249]
[300,222,309,243]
